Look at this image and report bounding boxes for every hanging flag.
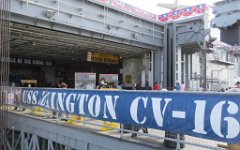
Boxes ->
[158,13,169,22]
[170,10,182,19]
[111,0,128,10]
[193,4,208,14]
[130,6,136,13]
[99,0,109,3]
[181,7,194,16]
[157,3,208,22]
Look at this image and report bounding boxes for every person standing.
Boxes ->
[180,82,185,91]
[98,77,108,89]
[198,85,203,91]
[153,82,159,90]
[144,81,152,90]
[61,82,68,89]
[175,82,180,91]
[236,81,240,88]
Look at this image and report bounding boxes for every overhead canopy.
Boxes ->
[10,23,150,65]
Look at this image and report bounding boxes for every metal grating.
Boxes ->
[0,0,10,149]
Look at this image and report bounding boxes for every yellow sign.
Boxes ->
[87,52,119,64]
[125,75,132,84]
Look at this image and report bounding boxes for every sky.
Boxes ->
[120,0,221,38]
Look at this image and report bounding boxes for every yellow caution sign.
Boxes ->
[100,121,119,131]
[32,107,43,113]
[67,115,84,124]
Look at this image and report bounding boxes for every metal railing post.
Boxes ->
[176,133,180,150]
[120,124,123,139]
[12,126,14,150]
[56,112,59,123]
[21,131,24,150]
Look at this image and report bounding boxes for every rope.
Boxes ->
[0,0,10,149]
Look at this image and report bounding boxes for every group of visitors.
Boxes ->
[98,77,122,89]
[174,82,185,91]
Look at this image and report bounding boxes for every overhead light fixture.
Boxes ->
[107,24,112,30]
[45,9,56,18]
[133,33,138,39]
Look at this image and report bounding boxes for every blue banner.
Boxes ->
[21,88,240,143]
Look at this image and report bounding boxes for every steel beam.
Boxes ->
[10,0,164,48]
[175,15,210,45]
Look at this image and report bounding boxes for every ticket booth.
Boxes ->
[21,80,41,112]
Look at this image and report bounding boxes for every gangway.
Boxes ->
[6,108,170,150]
[5,107,227,150]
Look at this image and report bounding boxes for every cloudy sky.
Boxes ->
[120,0,221,38]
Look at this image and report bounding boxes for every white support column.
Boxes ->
[188,54,192,89]
[148,51,154,87]
[141,70,146,87]
[141,53,152,87]
[182,53,186,84]
[184,54,188,87]
[185,54,191,90]
[176,46,182,84]
[189,54,193,89]
[153,49,164,88]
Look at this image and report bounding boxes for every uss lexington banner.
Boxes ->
[21,88,240,143]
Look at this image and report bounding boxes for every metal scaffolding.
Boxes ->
[0,0,10,149]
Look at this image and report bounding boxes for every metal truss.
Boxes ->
[6,122,73,150]
[6,111,160,150]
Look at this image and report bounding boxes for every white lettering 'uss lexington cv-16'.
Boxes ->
[21,89,240,142]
